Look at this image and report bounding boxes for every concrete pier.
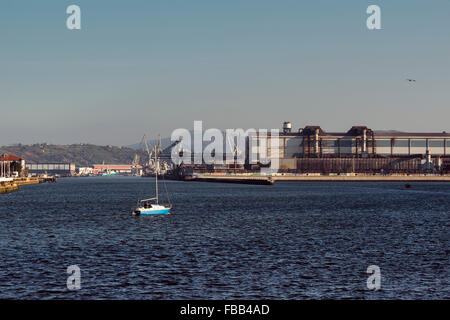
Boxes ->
[190,173,450,184]
[190,175,274,185]
[271,175,450,182]
[0,177,56,194]
[0,179,19,193]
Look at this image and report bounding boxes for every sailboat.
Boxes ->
[132,144,172,216]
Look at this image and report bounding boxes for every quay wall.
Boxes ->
[0,181,19,193]
[0,177,52,194]
[271,175,450,182]
[192,173,450,184]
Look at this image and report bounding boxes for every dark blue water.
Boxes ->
[0,177,448,299]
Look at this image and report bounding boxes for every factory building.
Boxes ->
[91,164,142,175]
[248,123,450,174]
[27,163,76,176]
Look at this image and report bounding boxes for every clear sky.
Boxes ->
[1,0,449,145]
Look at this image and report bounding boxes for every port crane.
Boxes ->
[138,134,154,167]
[226,135,243,174]
[138,134,183,174]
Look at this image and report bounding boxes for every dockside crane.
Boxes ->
[139,134,154,167]
[226,135,243,174]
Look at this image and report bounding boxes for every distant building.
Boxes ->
[27,163,76,176]
[78,167,94,176]
[92,164,142,175]
[0,154,25,177]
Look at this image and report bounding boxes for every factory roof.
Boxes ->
[290,126,450,138]
[268,125,450,139]
[373,131,450,138]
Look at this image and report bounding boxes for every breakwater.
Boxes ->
[189,173,450,184]
[271,175,450,182]
[0,180,19,194]
[188,175,274,185]
[0,177,57,194]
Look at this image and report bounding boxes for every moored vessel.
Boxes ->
[133,144,172,216]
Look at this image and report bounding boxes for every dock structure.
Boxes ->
[270,174,450,182]
[187,173,450,184]
[157,123,450,179]
[162,123,450,184]
[189,174,274,185]
[0,178,19,194]
[0,177,56,194]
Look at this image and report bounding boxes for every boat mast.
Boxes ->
[154,145,158,204]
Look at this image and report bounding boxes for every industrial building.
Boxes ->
[27,163,76,176]
[91,164,142,175]
[248,123,450,174]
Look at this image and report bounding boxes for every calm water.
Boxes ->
[0,177,449,299]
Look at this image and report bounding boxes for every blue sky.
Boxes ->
[1,0,449,145]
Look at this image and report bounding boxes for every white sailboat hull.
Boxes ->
[133,205,171,216]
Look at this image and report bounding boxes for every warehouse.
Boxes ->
[27,163,76,176]
[248,123,450,174]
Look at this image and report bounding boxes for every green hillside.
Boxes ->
[0,144,148,167]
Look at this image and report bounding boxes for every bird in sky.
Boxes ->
[406,79,416,82]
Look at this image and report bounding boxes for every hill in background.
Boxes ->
[0,144,148,167]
